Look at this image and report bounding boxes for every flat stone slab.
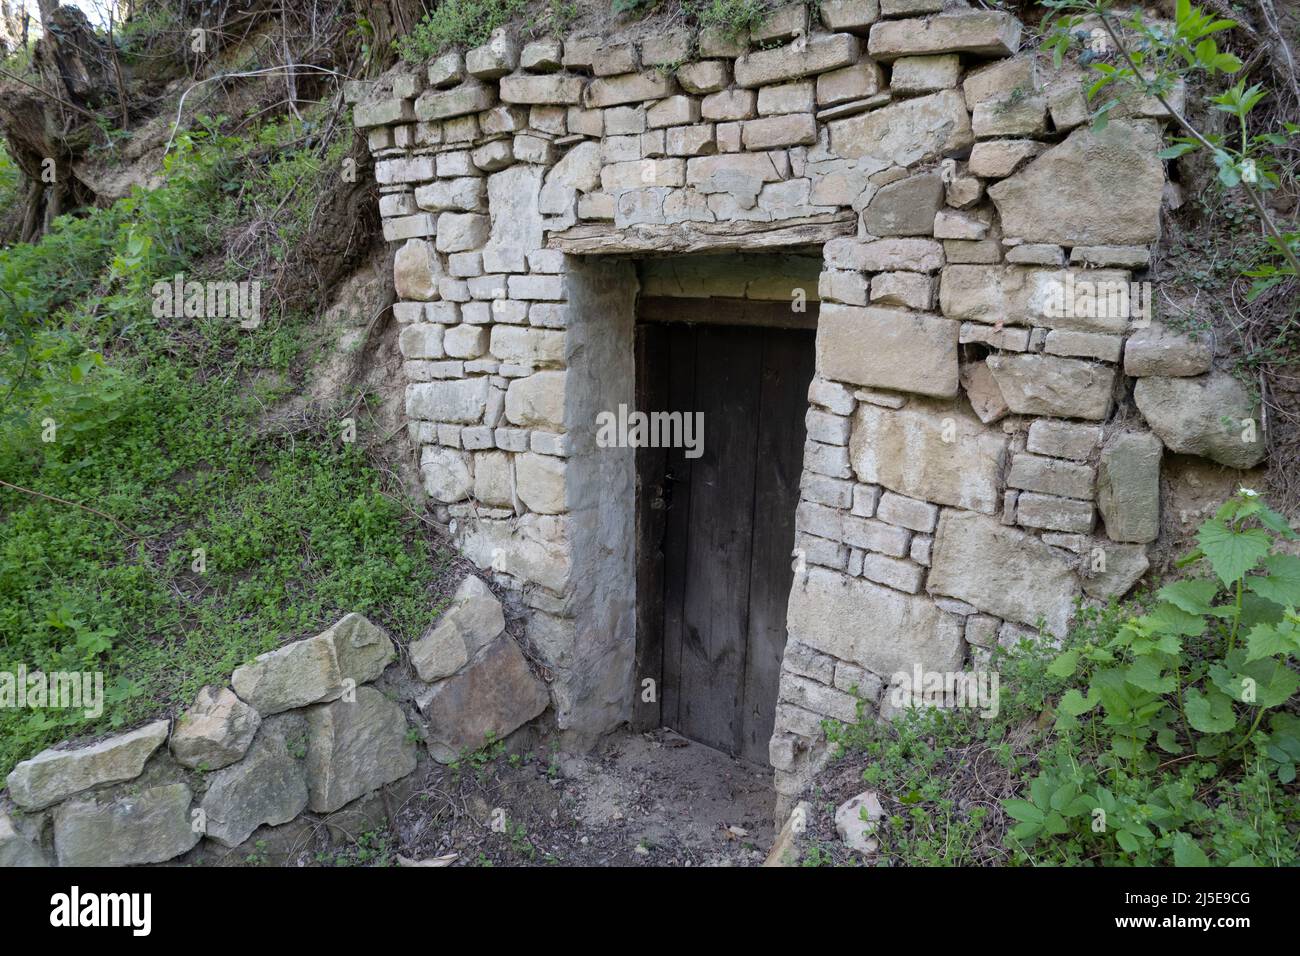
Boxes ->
[6,720,169,810]
[53,783,199,866]
[417,636,549,762]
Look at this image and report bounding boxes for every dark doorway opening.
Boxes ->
[634,296,817,762]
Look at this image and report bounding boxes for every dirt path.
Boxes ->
[388,728,776,867]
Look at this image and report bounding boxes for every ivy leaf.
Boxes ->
[1197,518,1271,586]
[1185,687,1237,733]
[1172,832,1211,867]
[1247,554,1300,607]
[1159,578,1219,615]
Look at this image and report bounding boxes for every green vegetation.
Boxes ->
[823,491,1300,866]
[396,0,582,62]
[1042,0,1298,301]
[692,0,772,40]
[396,0,783,61]
[0,115,445,780]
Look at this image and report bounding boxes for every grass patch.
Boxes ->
[0,115,445,781]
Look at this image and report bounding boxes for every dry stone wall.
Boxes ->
[340,0,1262,809]
[2,592,547,866]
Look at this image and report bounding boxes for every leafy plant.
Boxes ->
[1010,490,1300,864]
[1040,0,1298,300]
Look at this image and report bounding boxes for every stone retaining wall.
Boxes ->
[344,1,1266,810]
[1,586,550,864]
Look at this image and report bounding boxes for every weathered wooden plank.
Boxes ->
[739,326,816,761]
[658,323,696,733]
[637,253,823,301]
[547,211,855,255]
[676,325,763,755]
[633,323,669,731]
[638,296,818,330]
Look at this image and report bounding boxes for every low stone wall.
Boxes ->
[343,0,1267,811]
[1,586,544,866]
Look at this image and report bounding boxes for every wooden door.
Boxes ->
[635,301,816,761]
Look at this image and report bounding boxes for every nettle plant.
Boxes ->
[1041,0,1300,298]
[1005,491,1300,864]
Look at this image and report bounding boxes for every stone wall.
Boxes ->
[2,591,548,865]
[340,0,1263,810]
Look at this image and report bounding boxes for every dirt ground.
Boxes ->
[383,728,777,867]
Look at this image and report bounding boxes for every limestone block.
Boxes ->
[816,62,884,106]
[585,71,677,108]
[817,304,958,398]
[199,714,308,847]
[394,238,442,301]
[787,567,965,676]
[928,511,1077,635]
[819,0,880,33]
[305,687,417,813]
[500,74,585,105]
[7,721,169,811]
[466,29,519,79]
[870,271,934,310]
[171,686,260,771]
[959,359,1008,424]
[435,213,491,253]
[867,11,1021,59]
[967,139,1045,178]
[416,636,549,762]
[863,171,944,236]
[421,446,472,502]
[824,236,943,272]
[678,61,731,94]
[1015,492,1095,534]
[415,81,495,121]
[985,353,1117,420]
[521,39,563,72]
[406,377,491,423]
[1134,373,1265,468]
[733,33,861,88]
[410,575,504,681]
[890,54,961,94]
[963,56,1038,107]
[742,113,818,149]
[830,89,971,167]
[849,398,1007,513]
[1123,325,1212,377]
[987,120,1164,245]
[1097,431,1162,543]
[53,783,199,866]
[1026,419,1102,461]
[505,370,566,429]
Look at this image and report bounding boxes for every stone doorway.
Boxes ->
[631,283,817,762]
